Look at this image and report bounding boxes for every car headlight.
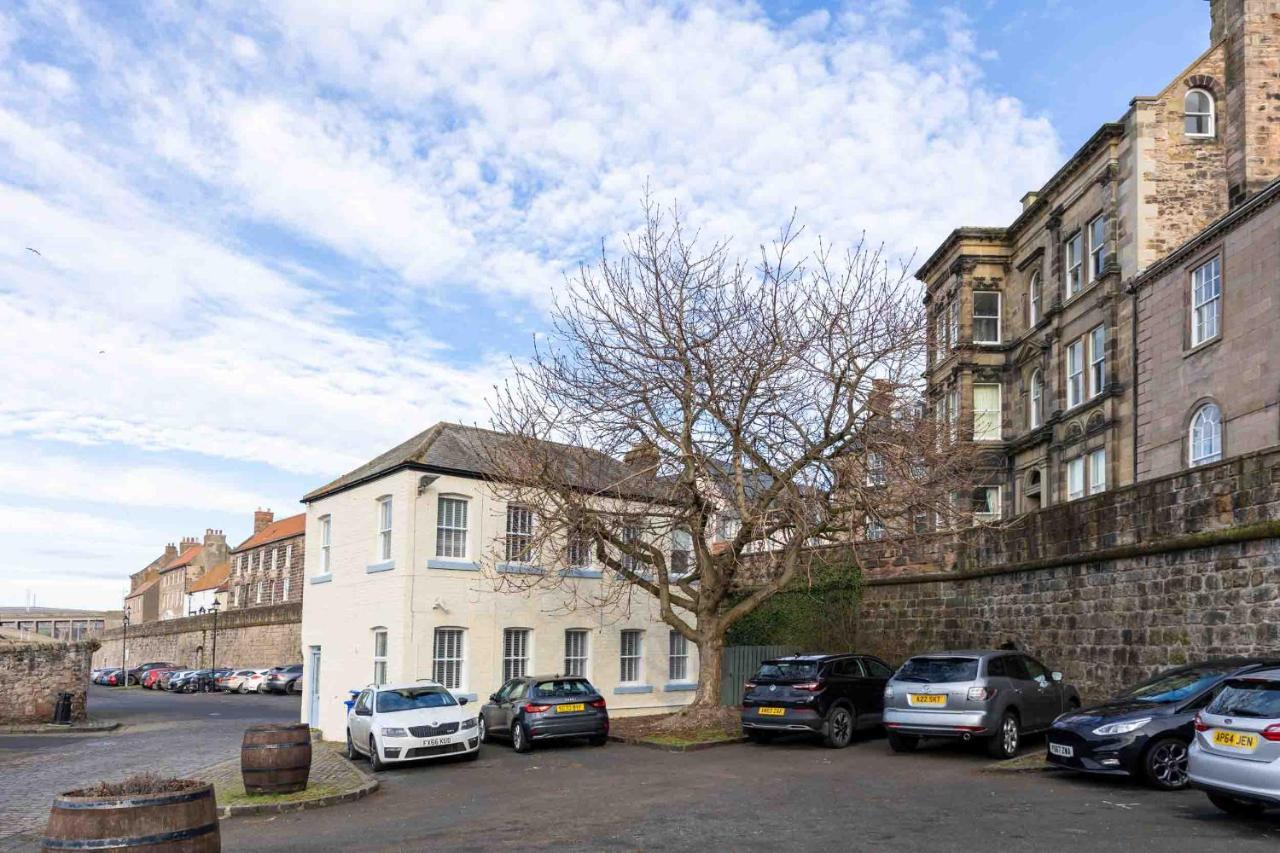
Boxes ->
[883,685,894,699]
[1091,717,1152,736]
[461,717,478,730]
[380,727,408,738]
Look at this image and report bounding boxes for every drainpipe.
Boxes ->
[1129,281,1140,484]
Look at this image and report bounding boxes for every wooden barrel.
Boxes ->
[42,782,219,852]
[240,723,312,794]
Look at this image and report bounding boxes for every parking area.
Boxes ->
[219,730,1280,852]
[0,685,298,850]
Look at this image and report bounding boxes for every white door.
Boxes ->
[307,646,321,726]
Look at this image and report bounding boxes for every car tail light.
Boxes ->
[743,681,757,691]
[792,682,822,692]
[523,703,551,713]
[1262,725,1280,742]
[967,687,997,702]
[588,698,606,709]
[1194,713,1209,732]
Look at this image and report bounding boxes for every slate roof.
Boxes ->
[232,513,305,552]
[303,422,668,504]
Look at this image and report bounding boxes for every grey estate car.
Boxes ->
[883,650,1081,759]
[1188,667,1280,815]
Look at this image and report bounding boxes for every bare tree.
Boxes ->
[483,200,974,712]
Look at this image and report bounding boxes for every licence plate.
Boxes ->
[556,703,586,713]
[1213,730,1259,751]
[1048,742,1074,758]
[758,707,786,716]
[421,736,453,747]
[909,693,946,707]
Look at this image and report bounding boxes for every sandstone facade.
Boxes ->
[93,603,302,671]
[0,632,97,724]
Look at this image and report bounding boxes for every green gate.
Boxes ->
[720,645,799,706]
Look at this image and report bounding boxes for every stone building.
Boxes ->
[0,628,97,724]
[124,543,177,624]
[917,0,1280,519]
[0,607,121,641]
[227,510,305,610]
[1132,176,1280,479]
[156,530,229,621]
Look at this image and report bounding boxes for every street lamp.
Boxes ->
[209,599,220,689]
[119,605,131,688]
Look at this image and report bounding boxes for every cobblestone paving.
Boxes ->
[198,740,370,805]
[0,687,299,852]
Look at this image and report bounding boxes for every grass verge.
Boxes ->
[214,783,343,809]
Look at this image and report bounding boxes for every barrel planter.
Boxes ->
[240,723,312,795]
[43,781,219,852]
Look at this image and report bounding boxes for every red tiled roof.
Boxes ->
[188,562,229,593]
[233,513,305,551]
[165,544,203,570]
[126,575,162,597]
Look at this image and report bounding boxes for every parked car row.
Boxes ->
[346,674,609,771]
[90,662,304,694]
[738,650,1280,818]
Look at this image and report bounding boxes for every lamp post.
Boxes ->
[119,605,131,688]
[209,599,220,691]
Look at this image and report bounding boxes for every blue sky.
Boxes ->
[0,0,1208,609]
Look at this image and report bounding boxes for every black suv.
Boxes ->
[741,653,895,748]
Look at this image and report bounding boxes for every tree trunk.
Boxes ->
[690,629,725,710]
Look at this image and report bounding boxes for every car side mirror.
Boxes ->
[458,697,469,706]
[1051,671,1063,682]
[489,694,499,703]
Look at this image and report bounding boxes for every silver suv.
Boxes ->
[1188,667,1280,815]
[883,650,1081,759]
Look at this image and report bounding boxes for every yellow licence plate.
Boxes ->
[909,693,947,707]
[758,707,786,716]
[1213,730,1259,751]
[556,703,586,713]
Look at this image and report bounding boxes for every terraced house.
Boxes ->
[227,509,305,610]
[298,422,697,740]
[919,0,1280,519]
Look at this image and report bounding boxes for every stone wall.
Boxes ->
[92,603,302,671]
[851,446,1280,701]
[0,636,98,723]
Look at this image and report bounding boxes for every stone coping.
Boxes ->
[607,734,748,752]
[2,719,120,735]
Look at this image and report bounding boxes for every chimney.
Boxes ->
[1214,0,1280,203]
[162,543,178,564]
[203,528,227,548]
[253,508,274,534]
[179,536,199,550]
[869,379,897,417]
[1020,191,1039,211]
[623,439,660,472]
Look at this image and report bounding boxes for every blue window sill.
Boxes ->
[613,684,654,695]
[663,681,697,692]
[497,563,544,575]
[309,574,332,585]
[561,567,602,579]
[366,560,395,574]
[428,559,480,571]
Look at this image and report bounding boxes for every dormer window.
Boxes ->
[1185,89,1215,138]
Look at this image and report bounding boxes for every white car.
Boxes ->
[345,681,481,770]
[242,669,271,693]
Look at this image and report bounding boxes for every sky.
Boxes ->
[0,0,1207,610]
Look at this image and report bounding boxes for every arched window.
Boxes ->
[1029,370,1043,429]
[1189,403,1222,466]
[1028,271,1041,326]
[1185,89,1215,138]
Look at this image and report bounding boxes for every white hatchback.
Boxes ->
[346,681,481,770]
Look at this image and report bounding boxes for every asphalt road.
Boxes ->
[219,729,1280,853]
[0,686,299,850]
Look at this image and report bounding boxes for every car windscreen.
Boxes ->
[1208,679,1280,718]
[1123,667,1234,704]
[753,661,820,682]
[376,688,458,713]
[895,657,980,684]
[533,679,594,698]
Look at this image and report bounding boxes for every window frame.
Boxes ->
[1066,340,1084,409]
[1088,214,1107,282]
[619,629,644,684]
[1189,403,1223,467]
[1029,369,1043,429]
[564,629,589,677]
[668,630,690,682]
[376,495,393,561]
[1088,447,1107,495]
[1185,88,1215,138]
[372,627,388,686]
[1088,325,1107,399]
[1067,456,1086,501]
[972,291,1001,344]
[972,382,1002,441]
[1064,232,1084,299]
[435,495,469,559]
[973,486,1001,522]
[1191,256,1222,348]
[318,515,331,575]
[505,504,534,564]
[1028,271,1041,327]
[432,627,465,690]
[502,627,531,681]
[865,450,887,486]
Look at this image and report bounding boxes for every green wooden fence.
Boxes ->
[720,644,799,706]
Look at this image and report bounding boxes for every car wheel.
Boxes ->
[745,730,776,744]
[512,721,533,754]
[887,732,918,753]
[257,684,267,694]
[1208,792,1266,817]
[478,716,488,744]
[368,737,385,772]
[823,706,854,749]
[1143,737,1190,791]
[237,685,247,694]
[987,712,1020,760]
[345,729,360,761]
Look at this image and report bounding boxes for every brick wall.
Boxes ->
[0,638,98,723]
[92,603,301,670]
[851,446,1280,701]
